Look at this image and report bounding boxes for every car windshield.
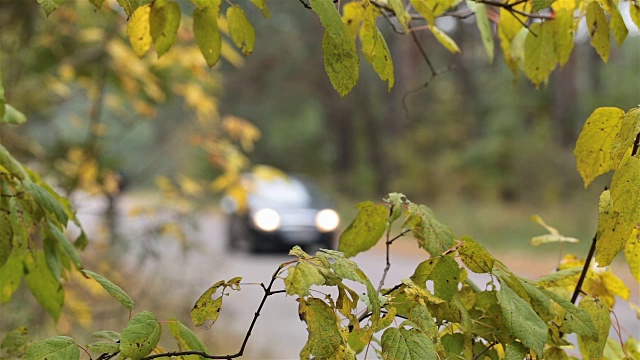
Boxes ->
[248,176,312,208]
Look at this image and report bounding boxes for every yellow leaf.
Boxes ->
[600,271,630,302]
[227,6,255,56]
[595,190,629,267]
[250,0,269,18]
[631,2,640,31]
[430,25,460,54]
[127,4,153,57]
[574,107,625,187]
[341,2,364,37]
[552,8,576,67]
[611,107,640,168]
[178,175,203,196]
[625,227,640,283]
[578,296,610,360]
[586,1,610,62]
[524,22,556,87]
[606,0,628,46]
[410,0,435,25]
[360,7,394,89]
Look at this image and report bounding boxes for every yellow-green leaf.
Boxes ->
[37,0,65,17]
[466,0,494,63]
[612,107,640,167]
[524,22,556,87]
[632,2,640,30]
[530,215,579,245]
[127,4,153,57]
[574,107,625,187]
[607,0,628,46]
[250,0,269,18]
[552,8,576,66]
[1,105,27,125]
[24,251,64,321]
[458,236,495,273]
[338,201,387,257]
[24,336,78,360]
[595,190,629,266]
[496,284,547,355]
[190,278,241,327]
[0,250,23,304]
[430,25,460,54]
[410,0,435,25]
[82,270,134,310]
[577,296,610,360]
[168,319,209,356]
[532,0,555,12]
[388,0,411,30]
[625,228,640,283]
[586,1,610,62]
[150,0,181,58]
[227,6,255,56]
[360,18,394,90]
[89,0,106,9]
[120,311,162,360]
[310,0,359,97]
[298,298,346,359]
[193,4,222,67]
[284,260,326,296]
[0,212,12,268]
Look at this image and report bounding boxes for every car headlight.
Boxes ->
[252,208,280,232]
[315,209,340,232]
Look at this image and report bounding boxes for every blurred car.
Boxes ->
[221,174,340,253]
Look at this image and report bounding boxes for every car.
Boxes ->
[222,174,340,253]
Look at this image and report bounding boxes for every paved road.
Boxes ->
[77,200,639,359]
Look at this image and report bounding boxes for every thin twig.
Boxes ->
[570,233,597,304]
[472,341,497,360]
[632,132,640,157]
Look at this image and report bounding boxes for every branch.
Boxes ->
[139,264,288,360]
[570,232,596,304]
[472,341,497,360]
[632,132,640,157]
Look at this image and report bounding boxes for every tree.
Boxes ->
[1,0,639,359]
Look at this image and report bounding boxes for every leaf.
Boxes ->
[89,0,106,9]
[23,180,68,225]
[191,280,226,327]
[458,236,495,273]
[612,107,640,168]
[168,319,209,358]
[36,0,65,16]
[430,255,461,302]
[250,0,269,18]
[607,156,640,249]
[1,327,29,357]
[408,304,438,340]
[149,0,181,58]
[532,0,555,12]
[466,1,494,63]
[632,2,640,30]
[380,327,438,360]
[540,288,597,337]
[298,298,346,359]
[574,107,625,187]
[524,22,556,87]
[24,251,64,320]
[127,4,153,57]
[193,4,222,67]
[406,204,455,256]
[0,144,27,180]
[0,250,23,304]
[338,201,387,257]
[91,330,120,342]
[410,257,440,285]
[0,69,5,119]
[0,212,12,268]
[430,25,460,54]
[310,0,359,97]
[388,0,411,30]
[227,6,255,56]
[496,284,547,355]
[23,336,79,360]
[82,270,135,310]
[552,8,575,67]
[607,0,628,46]
[87,342,120,354]
[284,260,326,296]
[530,215,579,245]
[625,228,640,283]
[586,1,610,62]
[1,104,27,125]
[577,296,610,360]
[504,340,528,360]
[534,267,581,287]
[47,220,82,270]
[360,15,394,90]
[120,311,162,360]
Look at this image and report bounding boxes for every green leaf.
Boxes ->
[544,347,570,360]
[430,255,461,302]
[552,8,575,67]
[406,204,455,256]
[36,0,65,16]
[504,340,528,359]
[0,144,27,180]
[360,16,394,90]
[574,107,625,187]
[0,250,23,304]
[24,336,78,360]
[430,25,460,54]
[23,180,68,225]
[298,298,347,359]
[410,257,440,286]
[193,4,222,67]
[338,201,387,257]
[577,296,610,360]
[191,280,225,327]
[1,327,29,357]
[87,342,120,354]
[540,288,597,337]
[43,236,62,280]
[47,220,82,270]
[595,190,630,266]
[127,4,153,57]
[380,327,438,360]
[310,0,359,97]
[82,270,135,310]
[120,311,162,360]
[149,0,181,58]
[91,330,120,342]
[607,0,628,46]
[534,267,581,287]
[1,104,27,125]
[612,107,640,168]
[24,251,64,320]
[458,236,495,273]
[285,260,326,297]
[524,22,556,87]
[227,6,255,56]
[408,304,438,340]
[466,1,494,63]
[168,319,208,359]
[0,212,12,268]
[250,0,269,18]
[586,1,610,62]
[496,284,547,355]
[532,0,555,12]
